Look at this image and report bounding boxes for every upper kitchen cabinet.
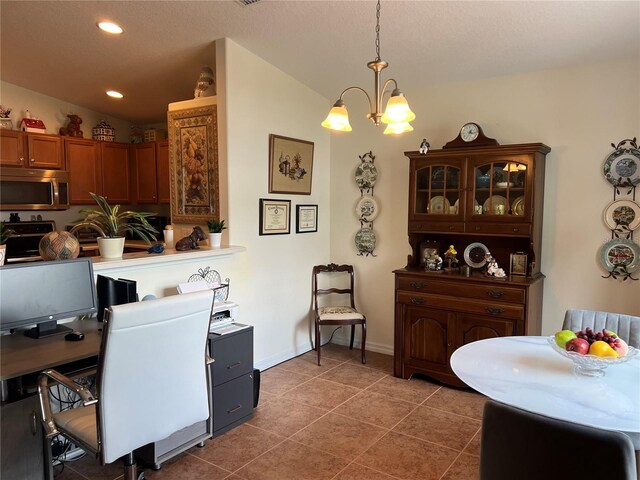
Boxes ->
[65,138,101,204]
[101,142,131,204]
[132,141,170,204]
[0,131,63,169]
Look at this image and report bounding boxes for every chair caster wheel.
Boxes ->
[137,472,145,480]
[152,463,162,470]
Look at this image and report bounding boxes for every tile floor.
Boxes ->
[56,344,485,480]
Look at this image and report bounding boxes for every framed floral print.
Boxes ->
[269,134,314,195]
[169,104,219,223]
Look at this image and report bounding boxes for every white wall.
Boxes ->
[330,57,640,353]
[218,39,331,369]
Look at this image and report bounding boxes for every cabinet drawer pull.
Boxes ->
[30,411,38,436]
[486,307,505,315]
[410,297,425,305]
[227,404,242,414]
[475,226,481,231]
[227,361,241,369]
[513,227,519,232]
[30,158,35,163]
[487,289,505,298]
[449,225,455,230]
[18,157,23,163]
[409,281,424,289]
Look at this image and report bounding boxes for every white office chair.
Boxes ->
[38,290,214,480]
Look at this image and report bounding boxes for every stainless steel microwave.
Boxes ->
[0,168,70,210]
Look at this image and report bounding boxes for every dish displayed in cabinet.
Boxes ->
[482,195,507,214]
[464,242,490,268]
[429,196,451,214]
[511,196,525,216]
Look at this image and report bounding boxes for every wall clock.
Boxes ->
[443,122,499,149]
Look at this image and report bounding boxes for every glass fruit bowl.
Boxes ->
[547,336,638,377]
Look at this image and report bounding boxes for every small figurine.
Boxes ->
[194,66,215,98]
[175,226,207,251]
[59,113,83,138]
[147,243,164,254]
[444,245,459,270]
[485,252,506,278]
[424,248,443,272]
[419,138,430,155]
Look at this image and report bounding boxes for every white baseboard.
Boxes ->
[329,335,394,356]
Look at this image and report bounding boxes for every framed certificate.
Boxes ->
[259,199,291,235]
[296,204,318,233]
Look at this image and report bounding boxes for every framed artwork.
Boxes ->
[296,204,318,233]
[268,134,314,195]
[168,104,219,224]
[259,198,291,235]
[510,252,528,276]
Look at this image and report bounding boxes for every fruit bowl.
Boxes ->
[547,336,638,377]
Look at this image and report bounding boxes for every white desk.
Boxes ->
[450,336,640,443]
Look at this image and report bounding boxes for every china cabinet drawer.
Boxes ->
[397,292,524,321]
[466,222,531,236]
[397,277,525,304]
[409,221,464,233]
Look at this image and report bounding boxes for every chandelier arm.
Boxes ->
[379,78,399,104]
[339,86,374,117]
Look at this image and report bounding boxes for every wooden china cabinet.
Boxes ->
[394,131,550,387]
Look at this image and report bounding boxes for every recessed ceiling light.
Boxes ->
[106,90,124,99]
[97,22,123,34]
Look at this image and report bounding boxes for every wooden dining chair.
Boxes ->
[312,264,366,366]
[480,400,637,480]
[562,309,640,348]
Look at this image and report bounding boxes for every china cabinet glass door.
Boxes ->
[414,162,463,217]
[471,158,529,218]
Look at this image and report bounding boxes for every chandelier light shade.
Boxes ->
[321,0,415,135]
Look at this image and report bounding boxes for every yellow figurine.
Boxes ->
[444,245,459,270]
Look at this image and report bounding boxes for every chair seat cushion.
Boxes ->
[53,405,98,453]
[318,306,364,321]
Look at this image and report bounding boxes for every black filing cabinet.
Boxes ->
[209,326,254,437]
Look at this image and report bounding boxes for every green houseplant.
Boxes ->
[206,219,226,248]
[0,221,14,265]
[75,192,158,258]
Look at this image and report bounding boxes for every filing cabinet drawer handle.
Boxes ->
[409,281,424,289]
[227,404,242,414]
[486,307,505,315]
[487,289,505,298]
[31,411,38,436]
[410,297,425,305]
[227,361,242,369]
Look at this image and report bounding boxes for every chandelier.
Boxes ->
[321,0,415,135]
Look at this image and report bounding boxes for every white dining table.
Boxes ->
[450,336,640,446]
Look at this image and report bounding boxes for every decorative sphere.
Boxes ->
[39,231,80,261]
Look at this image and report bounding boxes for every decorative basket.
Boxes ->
[92,120,115,142]
[188,267,230,302]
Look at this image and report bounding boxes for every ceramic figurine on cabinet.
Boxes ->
[419,138,430,155]
[0,105,12,130]
[485,252,506,278]
[175,226,207,251]
[194,66,215,98]
[424,248,443,272]
[59,113,83,138]
[444,245,459,271]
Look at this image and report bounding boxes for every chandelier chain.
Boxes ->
[375,0,381,61]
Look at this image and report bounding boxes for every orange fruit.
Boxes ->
[588,341,619,358]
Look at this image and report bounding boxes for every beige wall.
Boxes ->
[329,57,640,354]
[219,39,332,368]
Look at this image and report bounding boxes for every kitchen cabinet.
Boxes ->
[101,142,131,204]
[0,131,63,169]
[66,139,131,204]
[132,141,170,204]
[394,141,549,386]
[65,138,101,204]
[0,130,27,167]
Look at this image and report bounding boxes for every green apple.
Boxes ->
[555,330,577,349]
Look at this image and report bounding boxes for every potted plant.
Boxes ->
[75,192,158,258]
[0,221,14,265]
[206,219,226,248]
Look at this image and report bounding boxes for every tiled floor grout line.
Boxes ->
[61,463,94,480]
[183,450,236,476]
[437,425,483,480]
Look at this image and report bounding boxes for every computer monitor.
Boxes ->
[0,257,97,338]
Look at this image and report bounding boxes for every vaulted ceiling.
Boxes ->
[1,1,638,124]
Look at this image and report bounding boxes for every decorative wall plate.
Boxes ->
[512,196,525,216]
[355,227,376,255]
[355,163,378,189]
[603,148,640,186]
[464,242,489,268]
[430,196,451,214]
[603,199,640,231]
[483,195,507,214]
[598,239,640,272]
[356,195,379,222]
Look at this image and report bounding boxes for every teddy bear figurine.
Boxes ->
[59,113,83,138]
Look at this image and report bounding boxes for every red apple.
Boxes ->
[565,338,589,355]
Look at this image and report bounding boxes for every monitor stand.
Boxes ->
[24,321,73,339]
